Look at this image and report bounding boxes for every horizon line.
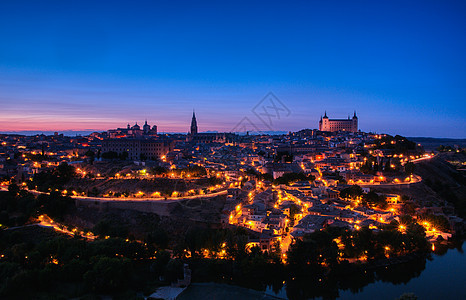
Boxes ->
[1,130,465,140]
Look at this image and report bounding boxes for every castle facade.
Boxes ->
[319,111,358,132]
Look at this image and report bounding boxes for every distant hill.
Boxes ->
[0,130,97,136]
[408,137,466,151]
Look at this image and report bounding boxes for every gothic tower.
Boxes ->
[190,111,198,135]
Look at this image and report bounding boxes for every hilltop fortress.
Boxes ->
[319,111,358,132]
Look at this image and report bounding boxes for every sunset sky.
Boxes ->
[0,1,465,137]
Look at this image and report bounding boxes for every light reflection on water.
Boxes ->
[265,241,465,299]
[179,242,465,300]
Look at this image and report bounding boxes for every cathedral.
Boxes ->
[190,111,198,135]
[187,111,235,143]
[319,111,358,132]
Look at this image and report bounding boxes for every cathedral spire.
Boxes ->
[190,110,198,135]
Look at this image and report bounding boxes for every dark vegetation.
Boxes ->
[0,228,182,298]
[0,218,282,298]
[0,185,74,227]
[372,135,417,153]
[185,223,431,299]
[418,213,451,232]
[0,153,461,298]
[273,172,315,185]
[340,185,388,209]
[0,184,438,299]
[274,151,293,163]
[28,162,76,192]
[415,156,466,218]
[437,145,464,152]
[245,168,274,182]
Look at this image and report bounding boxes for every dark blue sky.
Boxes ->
[0,0,465,137]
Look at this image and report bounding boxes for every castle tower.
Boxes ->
[320,111,329,131]
[352,111,358,132]
[190,111,198,135]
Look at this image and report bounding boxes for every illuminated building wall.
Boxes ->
[319,111,358,132]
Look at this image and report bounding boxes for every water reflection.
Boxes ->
[182,241,464,300]
[279,240,463,299]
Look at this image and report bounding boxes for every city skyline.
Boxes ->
[1,1,465,138]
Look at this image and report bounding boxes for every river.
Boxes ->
[179,241,465,299]
[336,242,466,299]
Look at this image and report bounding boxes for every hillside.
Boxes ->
[368,153,466,219]
[414,154,466,217]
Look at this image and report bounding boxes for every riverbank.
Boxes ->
[179,241,464,300]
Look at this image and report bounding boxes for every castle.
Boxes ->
[319,111,358,132]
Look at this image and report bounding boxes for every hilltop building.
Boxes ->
[190,111,198,135]
[187,111,236,143]
[101,138,174,160]
[103,120,166,160]
[108,121,157,138]
[319,111,358,132]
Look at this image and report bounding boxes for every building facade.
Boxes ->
[319,111,358,132]
[108,121,157,138]
[102,138,173,160]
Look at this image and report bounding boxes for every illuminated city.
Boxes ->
[0,1,465,299]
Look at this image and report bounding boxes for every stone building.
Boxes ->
[319,111,358,132]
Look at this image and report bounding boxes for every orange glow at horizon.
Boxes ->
[0,113,223,133]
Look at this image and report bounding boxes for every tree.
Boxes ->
[150,166,168,175]
[287,230,339,275]
[362,191,387,209]
[274,151,293,163]
[146,228,169,249]
[84,150,95,157]
[8,183,20,196]
[55,163,76,182]
[405,162,415,175]
[83,256,132,293]
[273,172,314,185]
[420,214,451,232]
[93,218,129,238]
[37,192,74,220]
[340,185,363,200]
